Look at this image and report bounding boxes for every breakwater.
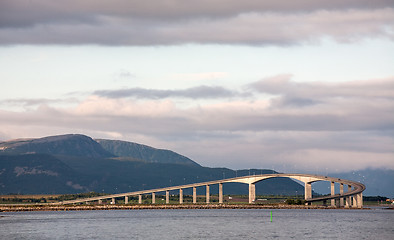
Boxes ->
[0,204,352,212]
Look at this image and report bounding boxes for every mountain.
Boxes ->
[96,139,199,166]
[0,153,304,195]
[0,134,113,158]
[0,134,305,195]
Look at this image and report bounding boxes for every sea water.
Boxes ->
[1,208,393,239]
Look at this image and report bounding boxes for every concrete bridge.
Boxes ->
[56,173,366,208]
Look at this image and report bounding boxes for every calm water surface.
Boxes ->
[1,208,393,239]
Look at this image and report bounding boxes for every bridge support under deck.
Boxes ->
[357,193,363,208]
[125,196,128,204]
[340,183,344,207]
[179,189,183,204]
[206,185,210,203]
[249,183,255,204]
[152,193,155,204]
[352,195,357,208]
[219,183,223,204]
[193,187,197,204]
[138,194,142,204]
[345,185,351,208]
[331,182,335,207]
[166,190,169,204]
[304,182,312,205]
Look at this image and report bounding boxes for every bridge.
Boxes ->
[56,173,366,208]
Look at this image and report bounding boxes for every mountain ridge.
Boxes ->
[0,134,199,166]
[96,139,199,166]
[0,134,113,158]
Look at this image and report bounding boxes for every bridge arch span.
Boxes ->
[227,174,365,207]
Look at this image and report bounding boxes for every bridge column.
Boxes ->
[357,193,363,208]
[352,195,357,208]
[179,188,183,204]
[345,185,351,208]
[249,183,255,204]
[138,194,142,204]
[98,199,102,204]
[206,185,210,203]
[152,192,156,204]
[331,181,335,207]
[193,187,197,204]
[345,197,350,208]
[111,198,115,204]
[339,183,344,207]
[219,183,223,204]
[125,196,128,204]
[304,182,312,205]
[166,190,170,204]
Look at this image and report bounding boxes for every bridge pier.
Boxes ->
[304,182,312,205]
[152,192,156,204]
[352,195,357,208]
[111,198,115,204]
[249,183,255,204]
[345,185,351,208]
[179,188,183,204]
[357,193,363,208]
[331,181,335,207]
[219,183,223,204]
[193,187,197,203]
[138,194,142,204]
[125,196,128,204]
[206,185,210,203]
[166,190,169,204]
[98,199,102,204]
[340,183,344,207]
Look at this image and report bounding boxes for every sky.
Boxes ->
[0,0,393,173]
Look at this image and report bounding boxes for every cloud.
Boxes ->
[0,1,393,45]
[94,85,241,99]
[249,75,394,99]
[118,70,135,79]
[0,76,393,172]
[1,1,392,27]
[2,77,393,134]
[0,98,79,108]
[169,131,394,172]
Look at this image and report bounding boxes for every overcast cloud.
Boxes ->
[0,1,393,173]
[94,85,241,99]
[0,0,393,45]
[1,77,393,171]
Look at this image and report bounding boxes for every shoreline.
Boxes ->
[1,204,385,212]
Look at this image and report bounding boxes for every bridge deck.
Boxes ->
[55,173,365,207]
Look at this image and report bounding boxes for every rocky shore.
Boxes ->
[0,204,354,212]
